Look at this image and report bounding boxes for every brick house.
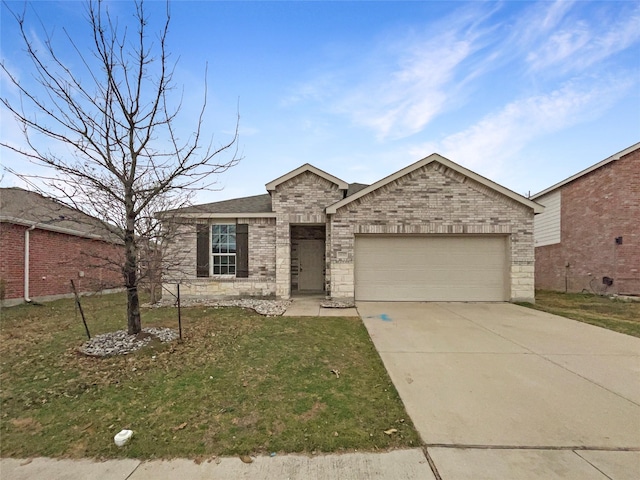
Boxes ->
[0,188,124,306]
[161,154,542,303]
[532,143,640,296]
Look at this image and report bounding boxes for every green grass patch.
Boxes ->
[519,290,640,338]
[0,293,420,459]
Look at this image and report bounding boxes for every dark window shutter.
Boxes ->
[236,223,249,278]
[196,224,210,277]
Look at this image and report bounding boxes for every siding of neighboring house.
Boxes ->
[534,190,561,247]
[329,162,535,301]
[0,222,123,305]
[535,148,640,295]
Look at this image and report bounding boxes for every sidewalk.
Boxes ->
[0,449,435,480]
[283,295,359,317]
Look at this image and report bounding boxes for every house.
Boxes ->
[161,154,543,303]
[0,188,124,306]
[532,143,640,296]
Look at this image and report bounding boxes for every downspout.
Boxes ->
[24,224,36,302]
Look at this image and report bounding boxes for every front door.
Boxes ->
[298,239,324,291]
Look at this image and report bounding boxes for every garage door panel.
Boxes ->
[355,236,508,301]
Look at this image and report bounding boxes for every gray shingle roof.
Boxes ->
[346,183,369,197]
[0,187,121,243]
[163,193,273,215]
[160,182,370,216]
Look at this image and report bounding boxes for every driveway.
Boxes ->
[359,302,640,479]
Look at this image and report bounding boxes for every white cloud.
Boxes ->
[524,2,640,74]
[283,3,501,140]
[526,23,591,71]
[410,76,634,178]
[337,34,474,139]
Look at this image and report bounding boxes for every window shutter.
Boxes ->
[236,223,249,278]
[196,223,210,277]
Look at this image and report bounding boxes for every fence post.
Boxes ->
[70,279,91,340]
[177,283,182,340]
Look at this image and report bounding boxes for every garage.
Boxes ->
[354,235,509,301]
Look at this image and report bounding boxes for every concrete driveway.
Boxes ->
[359,302,640,479]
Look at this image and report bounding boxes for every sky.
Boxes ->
[1,0,639,205]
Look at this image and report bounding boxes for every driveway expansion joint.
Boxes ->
[124,460,142,480]
[573,450,615,480]
[424,444,640,451]
[421,446,443,480]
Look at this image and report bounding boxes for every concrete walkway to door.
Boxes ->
[284,295,359,316]
[358,302,640,479]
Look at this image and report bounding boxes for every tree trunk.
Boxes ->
[127,281,142,335]
[125,207,142,335]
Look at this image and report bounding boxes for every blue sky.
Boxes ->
[1,0,639,204]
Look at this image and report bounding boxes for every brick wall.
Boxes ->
[272,171,343,298]
[162,217,277,298]
[0,223,26,300]
[329,162,535,301]
[0,222,123,304]
[535,149,640,295]
[271,171,343,219]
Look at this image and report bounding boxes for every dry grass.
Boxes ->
[520,290,640,338]
[0,293,420,459]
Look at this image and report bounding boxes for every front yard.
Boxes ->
[0,293,420,460]
[525,290,640,338]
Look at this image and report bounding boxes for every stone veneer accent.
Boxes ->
[162,217,276,299]
[271,171,343,298]
[328,162,535,302]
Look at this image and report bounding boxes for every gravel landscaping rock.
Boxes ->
[321,300,356,308]
[79,327,179,357]
[144,298,291,316]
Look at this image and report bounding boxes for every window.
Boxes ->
[196,222,248,278]
[212,224,236,275]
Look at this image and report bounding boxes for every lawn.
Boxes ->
[522,290,640,338]
[0,293,420,460]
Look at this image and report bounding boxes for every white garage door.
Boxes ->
[355,235,509,301]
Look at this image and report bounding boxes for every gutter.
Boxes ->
[24,225,36,302]
[1,215,122,244]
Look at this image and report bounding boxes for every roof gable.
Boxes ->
[266,163,348,191]
[326,153,544,214]
[531,142,640,199]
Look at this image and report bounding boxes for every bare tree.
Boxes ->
[1,0,240,334]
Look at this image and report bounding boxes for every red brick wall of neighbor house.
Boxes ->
[0,223,26,299]
[0,222,124,301]
[535,149,640,295]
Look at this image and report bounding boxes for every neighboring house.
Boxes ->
[161,154,542,303]
[0,188,124,306]
[532,143,640,296]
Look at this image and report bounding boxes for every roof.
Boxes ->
[326,153,544,214]
[161,183,372,218]
[0,187,121,243]
[531,142,640,199]
[346,183,369,197]
[265,163,349,191]
[161,193,275,218]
